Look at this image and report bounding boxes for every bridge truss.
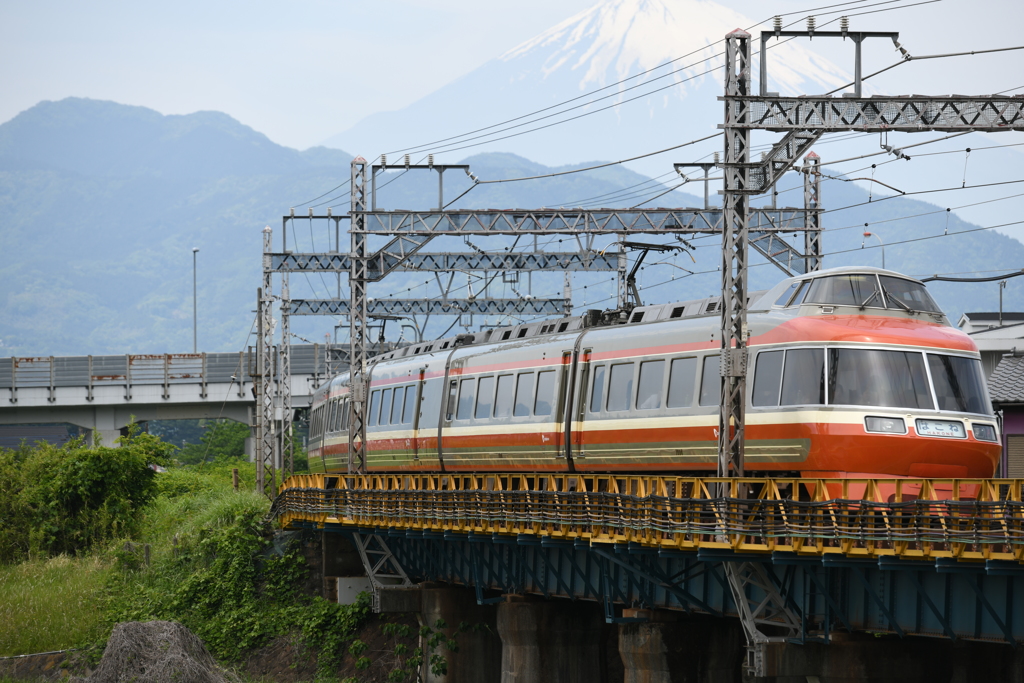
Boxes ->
[275,473,1024,659]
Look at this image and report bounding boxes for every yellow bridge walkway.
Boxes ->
[275,473,1024,564]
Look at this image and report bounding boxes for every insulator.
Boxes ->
[807,16,816,32]
[403,153,410,166]
[840,16,849,32]
[428,154,434,167]
[713,152,720,165]
[290,208,295,216]
[308,208,313,217]
[381,153,387,167]
[773,15,782,32]
[760,152,767,161]
[327,208,332,217]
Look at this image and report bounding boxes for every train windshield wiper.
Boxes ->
[882,286,915,313]
[859,289,880,310]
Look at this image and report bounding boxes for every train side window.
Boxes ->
[311,406,320,440]
[341,399,349,430]
[698,355,721,406]
[667,358,697,408]
[402,386,417,424]
[332,399,342,431]
[379,388,393,426]
[391,386,406,425]
[368,390,380,427]
[752,351,784,406]
[494,374,514,417]
[607,362,635,412]
[774,282,801,307]
[457,378,476,420]
[446,380,458,421]
[514,372,535,417]
[791,281,809,305]
[590,365,606,413]
[534,370,556,416]
[476,376,495,419]
[781,349,825,405]
[636,360,665,410]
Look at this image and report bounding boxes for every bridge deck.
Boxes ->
[276,473,1024,564]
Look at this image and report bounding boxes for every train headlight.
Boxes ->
[973,423,998,442]
[865,416,906,434]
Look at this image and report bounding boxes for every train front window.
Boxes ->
[805,274,881,307]
[927,354,991,414]
[880,276,942,313]
[781,349,825,405]
[828,349,932,409]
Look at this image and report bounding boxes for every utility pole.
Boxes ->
[192,247,199,354]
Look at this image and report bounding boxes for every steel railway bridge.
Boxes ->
[275,473,1024,656]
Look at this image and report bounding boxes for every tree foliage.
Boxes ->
[0,426,173,564]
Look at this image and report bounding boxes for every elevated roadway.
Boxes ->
[0,345,340,446]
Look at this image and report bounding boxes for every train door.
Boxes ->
[570,348,593,460]
[408,367,425,461]
[556,351,572,462]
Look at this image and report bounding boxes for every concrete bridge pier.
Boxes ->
[420,586,502,683]
[617,610,742,683]
[496,596,607,683]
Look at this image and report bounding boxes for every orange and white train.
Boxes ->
[307,266,1000,479]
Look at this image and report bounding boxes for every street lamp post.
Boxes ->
[192,247,199,353]
[862,231,885,270]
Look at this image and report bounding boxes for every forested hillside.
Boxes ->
[1,97,1021,356]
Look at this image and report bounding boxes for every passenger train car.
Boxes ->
[307,267,1000,479]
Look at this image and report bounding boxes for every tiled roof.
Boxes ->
[990,355,1024,404]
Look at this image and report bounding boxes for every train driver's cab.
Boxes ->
[765,267,947,322]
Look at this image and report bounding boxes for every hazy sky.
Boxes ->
[3,0,1022,151]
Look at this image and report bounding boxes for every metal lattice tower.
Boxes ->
[348,158,370,474]
[257,227,277,497]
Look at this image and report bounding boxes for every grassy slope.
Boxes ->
[0,555,112,654]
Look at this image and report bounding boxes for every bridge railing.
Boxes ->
[0,344,349,403]
[274,473,1024,563]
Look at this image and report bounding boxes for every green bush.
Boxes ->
[0,427,173,563]
[106,475,368,666]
